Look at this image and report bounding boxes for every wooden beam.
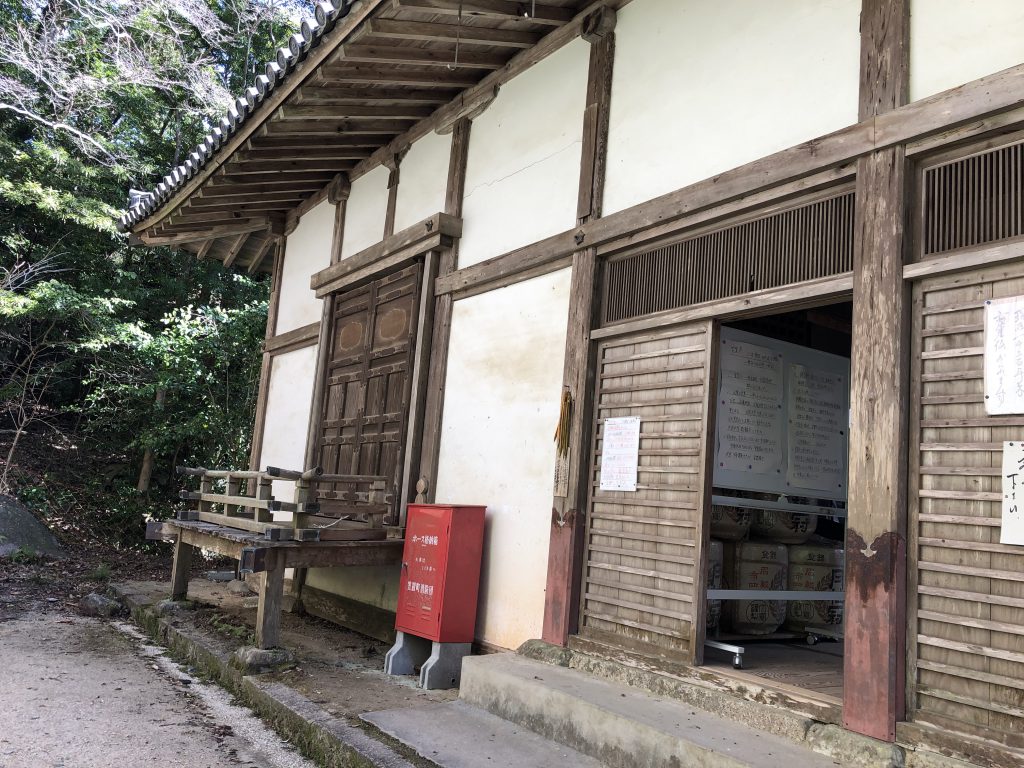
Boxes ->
[383,154,401,237]
[336,44,507,70]
[222,231,251,269]
[417,118,471,504]
[200,182,329,198]
[249,134,393,149]
[276,104,436,120]
[264,321,321,354]
[296,86,459,105]
[216,172,339,186]
[130,0,391,232]
[247,235,277,275]
[311,212,461,296]
[392,0,574,25]
[140,219,268,245]
[260,119,413,135]
[195,239,215,260]
[364,18,539,48]
[188,201,300,214]
[192,192,306,208]
[318,64,480,88]
[844,0,910,744]
[226,159,361,174]
[155,216,269,234]
[542,13,614,648]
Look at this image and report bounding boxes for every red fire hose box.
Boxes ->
[385,503,486,688]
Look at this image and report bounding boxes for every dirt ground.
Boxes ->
[0,602,317,768]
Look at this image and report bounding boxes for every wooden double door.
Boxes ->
[314,263,423,520]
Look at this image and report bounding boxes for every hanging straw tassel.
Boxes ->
[554,387,572,458]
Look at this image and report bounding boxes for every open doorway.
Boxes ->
[700,301,851,703]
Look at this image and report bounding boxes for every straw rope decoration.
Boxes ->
[554,388,572,458]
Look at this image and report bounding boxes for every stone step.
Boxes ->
[362,700,606,768]
[460,652,843,768]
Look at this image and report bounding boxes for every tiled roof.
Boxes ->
[118,0,355,232]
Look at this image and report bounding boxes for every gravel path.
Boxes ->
[0,612,318,768]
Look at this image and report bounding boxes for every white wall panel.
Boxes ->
[276,201,334,334]
[393,130,452,233]
[434,269,572,650]
[341,165,390,259]
[603,0,860,216]
[458,40,588,268]
[259,345,318,502]
[910,0,1024,101]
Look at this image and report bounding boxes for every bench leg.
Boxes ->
[170,534,194,600]
[256,551,284,649]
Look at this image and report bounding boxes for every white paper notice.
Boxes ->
[787,364,846,492]
[1002,441,1024,546]
[600,416,641,492]
[985,296,1024,415]
[717,340,784,474]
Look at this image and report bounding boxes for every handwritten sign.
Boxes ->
[600,416,641,492]
[985,296,1024,415]
[787,364,846,491]
[717,340,784,474]
[1002,441,1024,546]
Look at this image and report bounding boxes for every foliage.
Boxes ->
[0,0,314,544]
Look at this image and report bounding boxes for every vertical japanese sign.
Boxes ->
[985,296,1024,415]
[717,339,784,474]
[1002,441,1024,546]
[599,416,641,492]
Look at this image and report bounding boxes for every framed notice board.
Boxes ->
[713,327,850,501]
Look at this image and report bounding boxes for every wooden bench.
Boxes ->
[148,519,402,648]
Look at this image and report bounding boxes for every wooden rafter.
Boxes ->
[247,235,278,275]
[275,104,437,120]
[222,231,252,268]
[391,0,574,25]
[336,44,508,70]
[363,18,539,48]
[296,86,459,105]
[141,219,269,245]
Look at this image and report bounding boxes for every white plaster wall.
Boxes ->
[434,268,572,650]
[458,40,588,268]
[341,164,390,259]
[603,0,860,216]
[258,345,318,503]
[304,564,400,612]
[393,130,452,233]
[910,0,1024,101]
[276,200,334,334]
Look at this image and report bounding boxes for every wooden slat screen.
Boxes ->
[580,322,712,660]
[602,190,854,325]
[908,261,1024,750]
[921,138,1024,258]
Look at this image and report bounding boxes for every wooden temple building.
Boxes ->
[123,0,1024,764]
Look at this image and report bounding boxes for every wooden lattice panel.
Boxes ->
[908,260,1024,750]
[580,322,713,660]
[602,189,854,324]
[921,138,1024,258]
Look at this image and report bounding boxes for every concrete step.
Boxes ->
[362,700,606,768]
[460,653,843,768]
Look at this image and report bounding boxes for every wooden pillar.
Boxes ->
[542,8,615,646]
[256,550,285,649]
[170,535,194,600]
[417,118,472,501]
[844,0,910,742]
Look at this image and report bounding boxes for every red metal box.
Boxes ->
[395,504,486,643]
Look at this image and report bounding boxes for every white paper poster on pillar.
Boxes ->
[600,416,641,492]
[984,296,1024,415]
[1002,441,1024,546]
